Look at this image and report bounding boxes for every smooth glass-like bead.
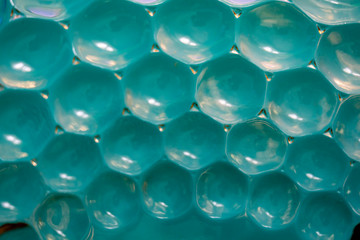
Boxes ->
[0,91,55,161]
[248,173,300,229]
[333,96,360,161]
[0,0,10,29]
[85,172,141,231]
[344,165,360,215]
[35,194,92,240]
[293,0,360,25]
[226,119,287,175]
[101,116,163,175]
[296,193,354,240]
[70,0,153,71]
[196,54,266,124]
[316,24,360,94]
[154,0,235,65]
[164,112,225,170]
[267,68,338,136]
[12,0,94,21]
[196,162,248,219]
[50,64,124,135]
[0,162,46,222]
[123,53,195,124]
[236,2,319,72]
[285,135,350,191]
[0,18,72,89]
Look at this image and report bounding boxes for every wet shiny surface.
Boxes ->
[219,0,271,7]
[0,0,9,29]
[316,24,360,94]
[344,165,360,215]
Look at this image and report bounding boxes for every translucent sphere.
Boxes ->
[37,133,103,192]
[293,0,360,25]
[316,24,360,94]
[333,96,360,161]
[196,54,266,124]
[154,0,235,64]
[85,172,141,231]
[164,112,225,170]
[267,68,338,136]
[0,18,72,89]
[101,116,163,175]
[236,2,319,72]
[297,193,354,240]
[226,119,287,175]
[12,0,94,21]
[70,0,153,71]
[344,165,360,215]
[285,135,350,191]
[196,162,248,219]
[123,53,195,124]
[142,162,193,219]
[35,194,92,240]
[248,173,300,229]
[0,91,55,161]
[0,162,46,222]
[50,64,124,135]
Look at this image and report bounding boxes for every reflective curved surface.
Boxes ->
[267,68,338,136]
[128,0,166,5]
[0,226,40,240]
[293,0,360,25]
[333,96,360,161]
[0,18,72,89]
[35,194,92,240]
[164,112,225,170]
[285,135,350,191]
[196,162,248,219]
[154,0,235,64]
[37,133,103,192]
[219,0,271,7]
[316,24,360,94]
[344,165,360,215]
[248,173,300,229]
[0,91,55,161]
[142,162,193,219]
[0,0,10,29]
[123,53,195,124]
[50,64,124,135]
[101,116,163,175]
[70,0,152,71]
[196,54,266,124]
[227,119,287,175]
[236,2,319,72]
[296,193,353,240]
[85,172,141,231]
[0,162,46,222]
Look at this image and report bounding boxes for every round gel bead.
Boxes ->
[123,53,194,124]
[85,172,141,231]
[285,135,350,191]
[293,0,360,25]
[333,96,360,161]
[196,162,248,219]
[0,18,72,89]
[226,119,287,175]
[70,0,153,71]
[297,193,353,240]
[236,2,319,72]
[142,162,193,219]
[164,112,225,170]
[247,173,300,229]
[316,24,360,94]
[344,165,360,215]
[11,0,94,21]
[50,64,124,135]
[267,68,338,137]
[37,133,103,192]
[0,162,46,223]
[154,0,235,65]
[35,194,92,240]
[196,54,266,124]
[101,116,163,175]
[0,91,55,161]
[0,0,10,29]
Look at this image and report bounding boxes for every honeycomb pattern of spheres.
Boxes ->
[0,0,360,240]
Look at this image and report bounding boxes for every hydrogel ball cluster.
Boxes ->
[0,0,360,239]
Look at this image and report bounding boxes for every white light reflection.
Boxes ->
[95,42,115,52]
[5,134,21,145]
[179,37,197,47]
[12,62,32,72]
[288,113,304,121]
